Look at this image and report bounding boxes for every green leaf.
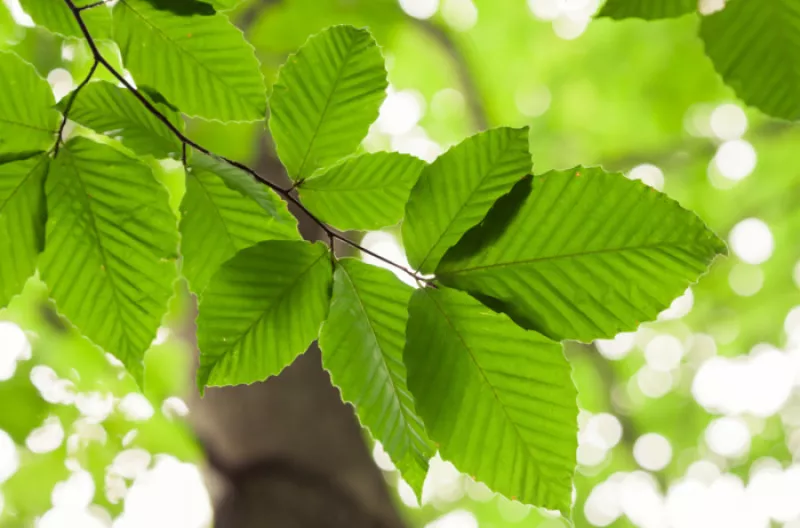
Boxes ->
[320,258,434,496]
[197,240,332,391]
[39,137,179,383]
[57,81,184,159]
[0,154,48,308]
[402,127,531,274]
[437,167,726,342]
[269,25,388,181]
[404,286,577,514]
[179,152,300,294]
[298,152,426,231]
[700,0,800,120]
[113,0,266,121]
[19,0,111,39]
[598,0,696,19]
[0,51,59,154]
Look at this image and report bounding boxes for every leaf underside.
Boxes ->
[197,240,332,391]
[437,167,726,342]
[179,152,300,294]
[320,259,434,496]
[298,152,426,231]
[700,0,800,121]
[19,0,111,39]
[269,25,388,181]
[402,127,531,274]
[113,0,267,121]
[598,0,697,19]
[404,287,577,515]
[39,138,179,384]
[0,154,48,308]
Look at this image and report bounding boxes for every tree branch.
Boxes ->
[53,59,98,156]
[61,0,432,285]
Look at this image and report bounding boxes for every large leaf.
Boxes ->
[437,167,726,342]
[180,153,300,294]
[319,258,434,495]
[269,25,388,181]
[298,152,426,231]
[598,0,696,19]
[402,127,531,274]
[0,52,59,154]
[113,0,266,121]
[39,138,179,383]
[404,286,577,514]
[0,154,48,308]
[197,240,332,391]
[57,81,183,159]
[19,0,111,39]
[700,0,800,120]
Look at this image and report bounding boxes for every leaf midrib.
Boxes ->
[438,240,713,276]
[339,267,427,453]
[424,289,544,477]
[0,155,47,217]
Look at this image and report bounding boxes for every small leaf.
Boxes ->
[700,0,800,120]
[39,138,179,384]
[269,25,388,181]
[113,0,266,121]
[405,286,577,514]
[197,240,332,391]
[57,81,184,159]
[19,0,111,39]
[320,259,434,496]
[179,152,300,294]
[402,127,531,274]
[437,167,726,342]
[0,154,48,308]
[0,51,59,154]
[598,0,696,19]
[298,152,426,231]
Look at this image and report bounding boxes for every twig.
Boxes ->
[61,0,433,285]
[53,59,98,156]
[76,0,108,11]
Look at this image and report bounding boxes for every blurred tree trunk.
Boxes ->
[185,148,406,528]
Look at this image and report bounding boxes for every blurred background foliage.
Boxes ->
[1,0,799,527]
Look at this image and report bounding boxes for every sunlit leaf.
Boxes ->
[39,138,179,383]
[269,25,388,181]
[197,240,332,391]
[113,0,266,121]
[19,0,111,39]
[179,152,300,294]
[57,81,184,159]
[298,152,426,231]
[598,0,696,19]
[405,286,577,514]
[700,0,800,120]
[402,127,531,274]
[0,154,48,308]
[0,51,58,154]
[437,167,726,342]
[320,258,434,496]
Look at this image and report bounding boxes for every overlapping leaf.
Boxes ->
[437,167,726,342]
[19,0,111,39]
[402,127,531,274]
[57,81,183,159]
[404,287,577,514]
[700,0,800,120]
[179,153,300,294]
[598,0,696,19]
[0,52,59,154]
[320,259,434,495]
[197,240,332,391]
[39,138,179,383]
[269,25,388,181]
[298,152,426,231]
[0,154,48,308]
[113,0,266,121]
